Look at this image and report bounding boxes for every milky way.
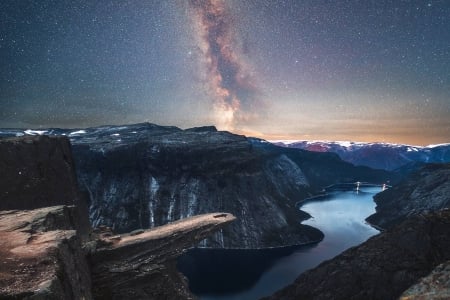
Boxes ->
[187,0,259,131]
[1,1,449,145]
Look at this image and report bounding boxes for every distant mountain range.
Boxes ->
[272,140,450,171]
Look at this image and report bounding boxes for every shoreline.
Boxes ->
[188,183,385,252]
[187,235,324,252]
[364,218,385,232]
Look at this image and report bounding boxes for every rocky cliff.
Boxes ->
[0,123,394,248]
[0,135,91,240]
[90,213,235,299]
[265,210,450,300]
[266,162,450,300]
[366,163,450,229]
[400,260,450,299]
[0,135,79,207]
[0,134,236,299]
[0,206,92,299]
[0,206,235,299]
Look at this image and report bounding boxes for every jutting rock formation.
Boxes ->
[0,135,235,299]
[0,206,93,299]
[0,206,234,299]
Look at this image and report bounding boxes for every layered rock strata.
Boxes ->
[400,261,450,300]
[0,134,235,299]
[90,213,235,299]
[367,163,450,229]
[0,123,394,248]
[0,206,235,299]
[0,135,91,241]
[0,206,92,299]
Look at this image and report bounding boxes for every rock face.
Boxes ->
[366,163,450,229]
[0,135,80,209]
[276,140,450,171]
[0,206,235,300]
[90,213,235,299]
[265,210,450,300]
[400,260,450,300]
[0,123,394,248]
[0,206,93,299]
[0,134,236,299]
[0,135,91,240]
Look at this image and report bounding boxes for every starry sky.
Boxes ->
[1,0,449,145]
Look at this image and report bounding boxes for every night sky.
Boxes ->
[1,0,449,145]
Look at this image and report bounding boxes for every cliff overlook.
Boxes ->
[1,123,394,248]
[0,135,234,299]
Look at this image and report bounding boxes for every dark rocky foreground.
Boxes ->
[0,135,79,210]
[366,163,450,229]
[0,124,394,248]
[0,135,91,240]
[0,206,234,299]
[0,135,235,299]
[0,206,92,299]
[90,213,235,299]
[400,260,450,299]
[265,210,450,300]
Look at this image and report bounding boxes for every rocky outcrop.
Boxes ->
[90,213,235,299]
[0,135,91,240]
[0,134,236,299]
[265,210,450,300]
[0,135,78,208]
[400,260,450,300]
[367,163,450,229]
[0,206,235,299]
[70,125,328,248]
[0,123,394,248]
[0,206,93,299]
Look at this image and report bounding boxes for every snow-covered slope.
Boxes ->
[273,140,450,171]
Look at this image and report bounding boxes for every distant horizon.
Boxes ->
[1,121,448,147]
[1,1,449,149]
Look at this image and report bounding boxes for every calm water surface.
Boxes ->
[178,186,381,299]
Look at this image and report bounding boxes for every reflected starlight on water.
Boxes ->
[178,186,382,299]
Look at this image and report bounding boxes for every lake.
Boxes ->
[178,186,381,299]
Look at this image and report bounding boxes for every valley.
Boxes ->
[0,123,393,248]
[178,185,381,299]
[1,124,449,299]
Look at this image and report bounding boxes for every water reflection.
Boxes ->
[178,186,381,300]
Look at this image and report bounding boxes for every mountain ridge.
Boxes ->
[274,139,450,171]
[1,123,394,248]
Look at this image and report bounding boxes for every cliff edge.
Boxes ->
[0,135,235,299]
[366,163,450,229]
[0,206,234,299]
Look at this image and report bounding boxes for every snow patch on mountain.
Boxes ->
[272,140,450,171]
[24,129,48,135]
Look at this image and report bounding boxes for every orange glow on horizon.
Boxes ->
[226,129,447,147]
